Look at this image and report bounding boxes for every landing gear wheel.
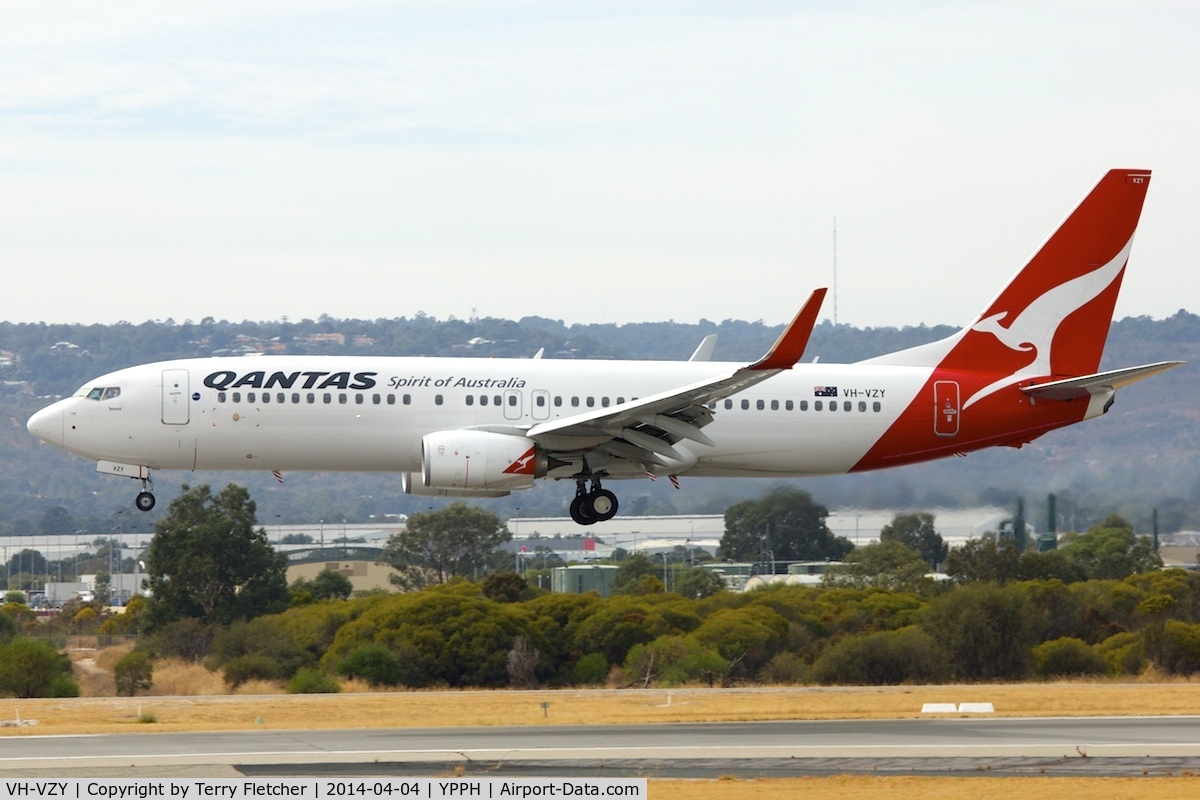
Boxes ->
[569,494,596,526]
[590,489,618,522]
[135,491,156,512]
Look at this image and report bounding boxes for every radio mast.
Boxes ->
[832,217,838,327]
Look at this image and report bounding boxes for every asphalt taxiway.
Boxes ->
[2,717,1199,778]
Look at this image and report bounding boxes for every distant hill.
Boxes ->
[1,311,1196,539]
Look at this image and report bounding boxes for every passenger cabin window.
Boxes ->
[466,396,475,406]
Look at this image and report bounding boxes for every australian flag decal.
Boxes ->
[813,386,838,397]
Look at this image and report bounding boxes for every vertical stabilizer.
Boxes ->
[863,169,1151,408]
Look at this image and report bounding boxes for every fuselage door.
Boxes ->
[503,389,523,421]
[162,369,190,425]
[933,380,959,437]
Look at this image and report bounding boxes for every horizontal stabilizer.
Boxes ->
[1020,361,1185,400]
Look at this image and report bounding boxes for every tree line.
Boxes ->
[3,482,1191,698]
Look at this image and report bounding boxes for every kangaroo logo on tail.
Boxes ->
[964,237,1133,408]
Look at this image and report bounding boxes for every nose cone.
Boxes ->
[27,402,64,447]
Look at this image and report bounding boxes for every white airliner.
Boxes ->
[27,169,1183,525]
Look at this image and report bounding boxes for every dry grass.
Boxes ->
[5,681,1200,736]
[145,658,230,696]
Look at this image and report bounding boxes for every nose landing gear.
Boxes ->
[135,490,156,512]
[569,478,618,526]
[134,473,155,511]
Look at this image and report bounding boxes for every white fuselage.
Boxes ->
[29,355,931,479]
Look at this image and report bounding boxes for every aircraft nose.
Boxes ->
[27,403,64,447]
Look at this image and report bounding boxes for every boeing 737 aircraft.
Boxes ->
[27,169,1183,525]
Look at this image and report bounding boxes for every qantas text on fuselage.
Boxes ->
[26,170,1183,525]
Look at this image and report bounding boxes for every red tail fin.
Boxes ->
[961,168,1150,380]
[864,169,1151,405]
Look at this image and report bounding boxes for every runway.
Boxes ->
[3,717,1200,778]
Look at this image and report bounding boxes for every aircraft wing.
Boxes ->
[525,289,826,465]
[1020,361,1185,400]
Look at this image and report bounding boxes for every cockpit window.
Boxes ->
[87,388,103,400]
[102,387,121,400]
[82,387,120,401]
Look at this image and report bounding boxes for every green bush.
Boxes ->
[811,626,948,685]
[222,655,282,687]
[208,618,313,678]
[0,637,79,698]
[113,651,155,696]
[1032,637,1109,678]
[920,583,1042,681]
[321,584,536,687]
[572,653,609,686]
[144,617,215,662]
[1160,621,1200,675]
[758,652,811,685]
[1096,632,1145,676]
[286,668,342,694]
[622,635,728,687]
[336,644,407,687]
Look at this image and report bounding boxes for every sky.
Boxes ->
[2,1,1198,329]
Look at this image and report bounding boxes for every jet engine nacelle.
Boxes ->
[420,430,547,492]
[401,472,511,498]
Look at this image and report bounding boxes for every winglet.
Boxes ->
[748,288,827,371]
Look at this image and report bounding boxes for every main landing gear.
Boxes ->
[569,477,618,526]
